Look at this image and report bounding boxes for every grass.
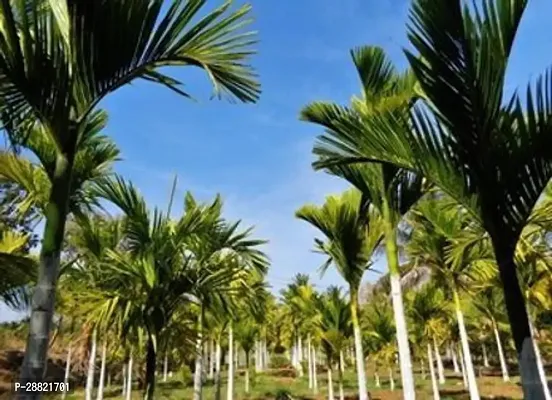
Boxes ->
[49,367,525,400]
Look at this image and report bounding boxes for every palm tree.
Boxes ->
[0,1,260,388]
[296,189,385,400]
[299,0,552,396]
[300,46,422,399]
[314,287,352,400]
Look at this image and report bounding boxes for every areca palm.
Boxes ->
[299,0,552,396]
[300,47,422,398]
[296,188,384,400]
[0,0,260,388]
[314,286,352,400]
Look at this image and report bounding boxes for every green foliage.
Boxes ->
[269,354,291,369]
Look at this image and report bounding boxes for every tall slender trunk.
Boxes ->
[482,344,489,368]
[451,345,460,373]
[297,336,304,377]
[433,337,445,384]
[215,339,222,400]
[163,353,169,382]
[308,335,313,389]
[193,310,204,400]
[384,210,416,400]
[338,358,344,400]
[312,347,318,394]
[528,319,552,400]
[453,290,480,400]
[420,359,426,380]
[144,337,157,400]
[339,350,345,373]
[245,352,250,393]
[209,340,215,380]
[427,343,440,400]
[125,354,133,400]
[17,148,77,397]
[375,369,380,387]
[389,367,395,391]
[96,341,107,400]
[350,287,369,400]
[327,364,334,400]
[493,240,548,399]
[493,322,510,382]
[85,330,97,400]
[227,324,234,400]
[61,346,72,400]
[459,346,468,388]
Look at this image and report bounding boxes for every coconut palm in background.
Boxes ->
[301,45,423,400]
[299,0,552,396]
[0,0,260,388]
[296,189,385,400]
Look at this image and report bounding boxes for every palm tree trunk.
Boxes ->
[208,340,215,380]
[85,330,97,400]
[215,339,222,400]
[17,149,77,397]
[458,346,468,388]
[481,343,489,368]
[350,287,369,400]
[385,217,416,400]
[144,337,157,400]
[339,350,345,373]
[227,324,234,400]
[420,359,426,380]
[338,358,345,400]
[297,336,304,377]
[427,343,440,400]
[528,319,552,400]
[313,347,318,394]
[451,345,460,373]
[308,335,313,389]
[494,242,548,399]
[375,369,380,388]
[453,290,480,400]
[163,353,169,382]
[389,367,394,391]
[96,341,107,400]
[193,335,203,400]
[493,322,510,382]
[61,346,72,400]
[245,351,250,394]
[433,337,445,384]
[125,354,133,400]
[327,364,334,400]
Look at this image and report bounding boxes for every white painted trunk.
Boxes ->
[338,368,344,400]
[125,355,133,400]
[493,324,510,382]
[313,348,318,394]
[459,346,468,388]
[427,343,440,400]
[451,345,460,373]
[96,341,107,400]
[296,336,304,377]
[390,274,416,400]
[456,306,480,400]
[308,335,313,389]
[209,341,215,380]
[421,360,426,380]
[389,367,395,391]
[215,340,222,400]
[85,330,97,400]
[529,321,552,400]
[193,334,204,400]
[353,323,369,400]
[375,371,380,387]
[298,337,303,362]
[163,354,168,382]
[61,347,72,400]
[482,344,489,368]
[433,337,445,384]
[227,325,234,400]
[245,368,250,393]
[327,367,334,400]
[339,350,345,373]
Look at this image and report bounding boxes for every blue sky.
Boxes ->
[1,0,552,321]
